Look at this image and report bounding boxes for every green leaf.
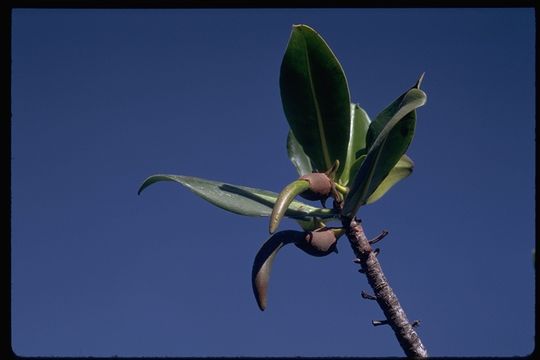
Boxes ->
[287,130,313,176]
[280,24,351,176]
[366,154,414,204]
[366,74,425,149]
[347,153,366,188]
[252,230,305,311]
[138,174,335,219]
[343,79,427,218]
[339,103,371,186]
[347,154,414,205]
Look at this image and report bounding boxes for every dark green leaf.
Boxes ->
[366,74,425,149]
[347,154,366,189]
[138,174,335,219]
[280,24,351,176]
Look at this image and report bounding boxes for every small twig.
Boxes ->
[353,258,365,273]
[369,230,389,245]
[361,291,377,300]
[373,248,380,256]
[372,320,389,327]
[411,320,421,328]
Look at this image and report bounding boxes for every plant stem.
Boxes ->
[344,218,428,357]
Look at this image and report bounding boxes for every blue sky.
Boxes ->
[11,8,535,357]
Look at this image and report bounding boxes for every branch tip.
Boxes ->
[369,230,389,245]
[412,320,421,328]
[372,320,389,327]
[373,248,380,256]
[361,291,377,300]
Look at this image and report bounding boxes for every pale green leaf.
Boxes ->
[138,174,335,219]
[366,154,414,204]
[287,130,313,176]
[339,103,370,186]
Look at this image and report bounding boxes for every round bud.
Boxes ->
[294,228,338,257]
[298,172,333,201]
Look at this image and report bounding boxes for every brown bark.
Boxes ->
[345,218,428,358]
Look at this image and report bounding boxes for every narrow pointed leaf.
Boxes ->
[366,154,414,204]
[343,81,427,218]
[339,103,371,186]
[280,24,351,175]
[287,130,313,176]
[270,179,311,234]
[139,174,335,219]
[252,230,305,311]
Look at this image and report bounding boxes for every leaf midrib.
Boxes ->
[302,35,331,170]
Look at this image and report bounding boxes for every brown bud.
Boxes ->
[294,228,338,257]
[298,172,333,201]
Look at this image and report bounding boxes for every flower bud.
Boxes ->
[298,172,333,201]
[294,228,342,257]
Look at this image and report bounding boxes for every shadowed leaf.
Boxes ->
[252,230,305,311]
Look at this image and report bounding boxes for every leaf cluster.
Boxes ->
[139,25,427,310]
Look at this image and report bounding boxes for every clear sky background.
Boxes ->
[11,8,535,357]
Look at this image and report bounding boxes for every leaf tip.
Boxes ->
[137,179,151,195]
[415,72,426,89]
[137,174,167,196]
[291,24,318,36]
